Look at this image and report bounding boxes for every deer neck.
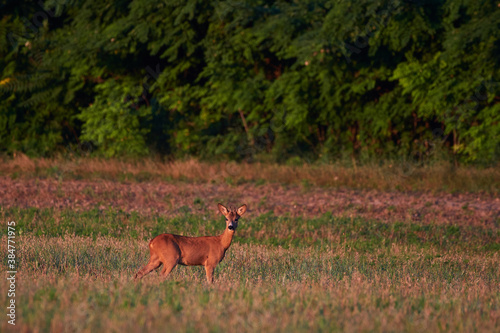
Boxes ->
[220,228,235,250]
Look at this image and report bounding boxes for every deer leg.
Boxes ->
[134,256,161,280]
[160,259,178,279]
[204,265,215,283]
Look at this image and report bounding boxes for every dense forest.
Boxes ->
[1,0,499,163]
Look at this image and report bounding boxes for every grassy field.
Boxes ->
[1,157,499,331]
[2,155,500,193]
[2,206,499,332]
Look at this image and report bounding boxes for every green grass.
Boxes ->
[2,207,498,253]
[2,207,499,332]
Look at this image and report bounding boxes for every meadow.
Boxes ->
[1,158,499,332]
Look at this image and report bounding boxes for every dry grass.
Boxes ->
[2,176,499,226]
[2,154,499,193]
[2,234,499,333]
[1,156,499,332]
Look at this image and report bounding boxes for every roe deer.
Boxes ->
[134,203,247,283]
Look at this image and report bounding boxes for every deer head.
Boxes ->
[218,203,247,231]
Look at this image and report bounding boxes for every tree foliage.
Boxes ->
[1,0,499,163]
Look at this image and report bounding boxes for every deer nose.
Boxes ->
[228,224,235,230]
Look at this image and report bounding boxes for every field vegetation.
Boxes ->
[1,158,499,332]
[2,155,500,194]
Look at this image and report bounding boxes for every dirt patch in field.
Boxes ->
[1,177,498,227]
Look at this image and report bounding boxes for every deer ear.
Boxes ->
[218,203,229,216]
[236,204,247,216]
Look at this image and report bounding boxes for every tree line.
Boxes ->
[1,0,499,163]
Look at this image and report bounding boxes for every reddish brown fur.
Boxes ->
[134,203,247,283]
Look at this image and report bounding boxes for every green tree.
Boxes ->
[1,0,498,163]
